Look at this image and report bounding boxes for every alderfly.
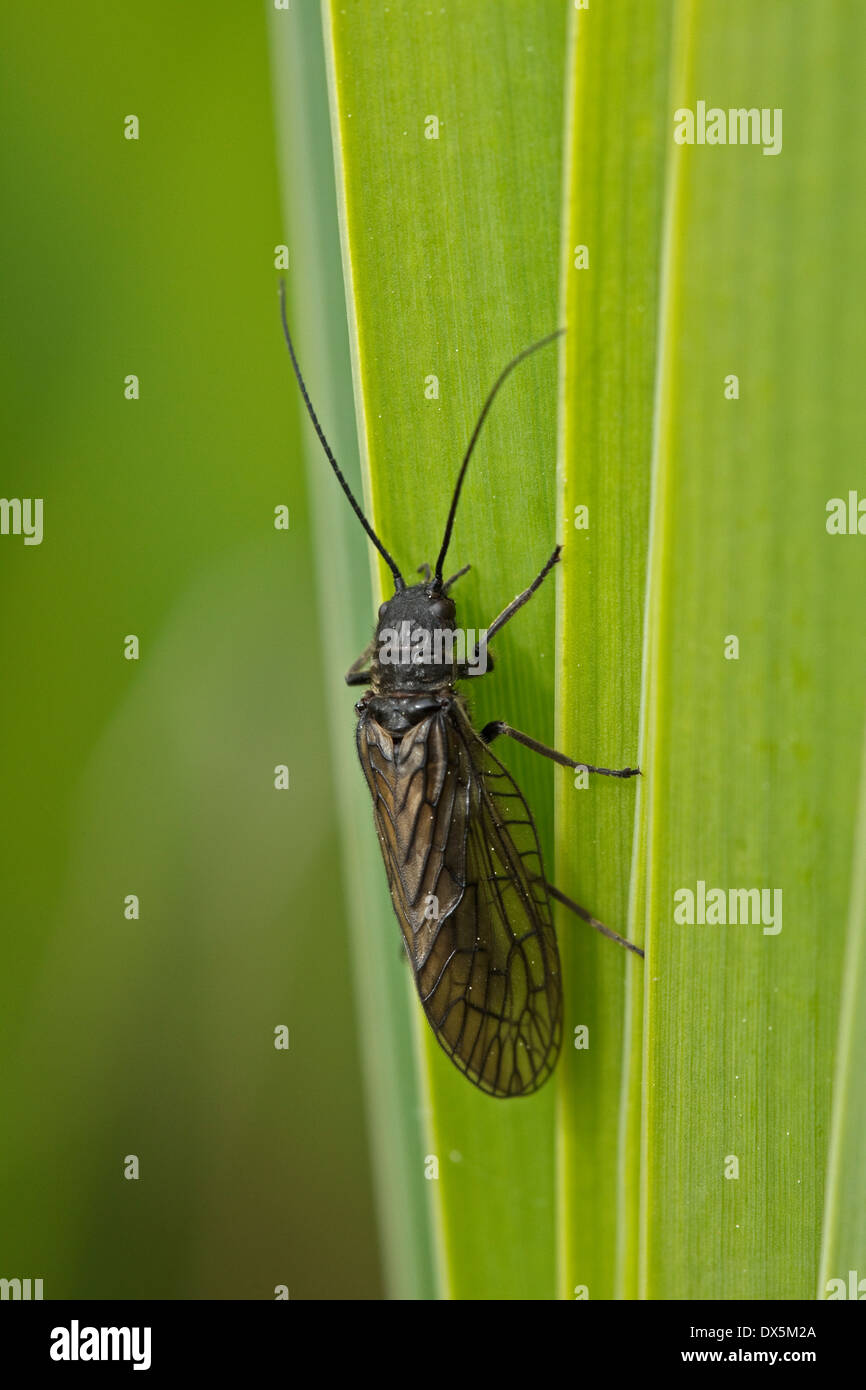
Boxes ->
[279,282,643,1097]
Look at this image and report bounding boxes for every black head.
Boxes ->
[372,578,457,691]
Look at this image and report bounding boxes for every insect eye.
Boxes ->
[429,599,453,620]
[378,602,389,620]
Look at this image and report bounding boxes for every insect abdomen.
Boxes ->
[356,699,562,1097]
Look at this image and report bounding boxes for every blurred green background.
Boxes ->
[0,2,383,1297]
[5,0,866,1307]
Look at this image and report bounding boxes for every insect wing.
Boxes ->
[440,704,562,1094]
[357,708,467,972]
[357,701,562,1096]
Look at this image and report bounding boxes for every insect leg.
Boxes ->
[485,546,561,642]
[458,545,555,674]
[421,561,470,590]
[479,721,640,778]
[345,640,375,687]
[443,563,471,592]
[546,882,644,958]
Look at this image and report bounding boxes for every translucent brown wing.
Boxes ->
[357,697,562,1097]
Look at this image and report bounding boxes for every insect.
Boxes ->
[279,283,643,1098]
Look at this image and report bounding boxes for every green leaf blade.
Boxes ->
[556,0,675,1302]
[324,0,568,1299]
[636,0,866,1299]
[269,2,437,1298]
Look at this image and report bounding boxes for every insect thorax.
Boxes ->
[359,692,449,736]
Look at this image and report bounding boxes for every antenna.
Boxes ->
[434,329,565,585]
[278,280,404,590]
